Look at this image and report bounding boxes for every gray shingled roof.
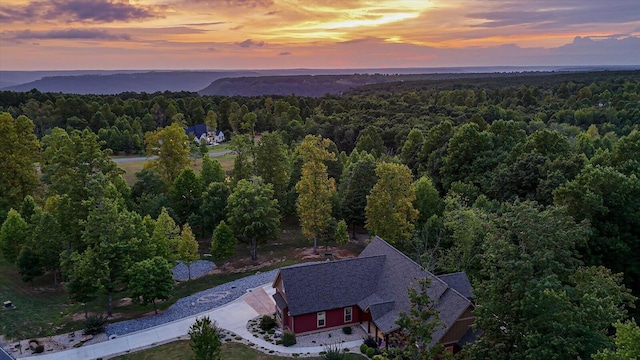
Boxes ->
[273,291,288,310]
[439,272,474,298]
[275,237,472,343]
[279,255,386,316]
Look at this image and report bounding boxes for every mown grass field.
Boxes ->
[113,340,366,360]
[114,143,234,185]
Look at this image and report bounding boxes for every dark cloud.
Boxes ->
[468,1,640,29]
[207,47,217,52]
[182,0,273,8]
[6,28,131,40]
[230,25,244,30]
[235,38,264,47]
[0,0,160,23]
[279,51,291,56]
[265,11,277,15]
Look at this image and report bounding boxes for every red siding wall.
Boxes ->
[291,306,363,334]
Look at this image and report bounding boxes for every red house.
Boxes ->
[272,237,476,352]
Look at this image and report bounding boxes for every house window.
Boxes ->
[344,307,353,323]
[317,311,326,327]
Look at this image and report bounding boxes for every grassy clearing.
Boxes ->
[116,153,235,186]
[113,340,365,360]
[0,258,85,339]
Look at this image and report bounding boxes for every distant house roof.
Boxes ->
[185,123,207,138]
[274,236,473,342]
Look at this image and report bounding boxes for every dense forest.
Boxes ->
[1,70,639,359]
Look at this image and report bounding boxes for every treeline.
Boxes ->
[1,70,640,358]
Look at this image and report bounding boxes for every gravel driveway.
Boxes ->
[106,269,279,337]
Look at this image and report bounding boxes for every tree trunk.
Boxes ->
[250,238,257,261]
[187,263,192,280]
[153,299,158,314]
[107,292,113,317]
[351,224,356,240]
[313,232,318,254]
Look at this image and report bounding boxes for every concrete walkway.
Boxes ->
[30,284,364,360]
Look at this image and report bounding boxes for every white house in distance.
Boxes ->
[185,124,225,145]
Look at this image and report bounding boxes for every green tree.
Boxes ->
[554,165,640,295]
[593,320,640,360]
[365,162,418,245]
[73,180,147,317]
[334,219,349,246]
[189,316,222,360]
[17,247,44,286]
[177,223,200,280]
[199,182,230,236]
[472,201,634,360]
[413,176,443,227]
[200,155,226,187]
[0,209,30,263]
[394,278,443,360]
[0,113,40,221]
[128,256,174,314]
[355,126,386,158]
[338,152,377,239]
[211,220,236,260]
[295,135,336,254]
[254,132,292,209]
[241,111,257,138]
[170,168,202,224]
[230,134,254,185]
[226,178,280,261]
[145,123,190,184]
[151,207,180,261]
[204,110,218,133]
[41,127,123,251]
[400,128,425,176]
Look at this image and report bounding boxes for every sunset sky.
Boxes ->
[1,0,640,70]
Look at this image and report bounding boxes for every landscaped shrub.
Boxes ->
[84,314,108,335]
[363,335,378,348]
[282,331,297,347]
[360,344,369,354]
[323,342,345,360]
[366,347,375,358]
[342,326,352,335]
[260,315,277,330]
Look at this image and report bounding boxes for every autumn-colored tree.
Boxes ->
[144,122,190,184]
[295,135,336,254]
[365,162,417,245]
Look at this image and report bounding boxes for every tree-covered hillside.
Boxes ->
[1,70,639,358]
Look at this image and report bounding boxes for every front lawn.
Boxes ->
[113,340,365,360]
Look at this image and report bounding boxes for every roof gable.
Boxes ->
[185,123,207,138]
[279,256,385,316]
[276,236,473,342]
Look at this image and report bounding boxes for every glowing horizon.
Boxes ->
[0,0,639,70]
